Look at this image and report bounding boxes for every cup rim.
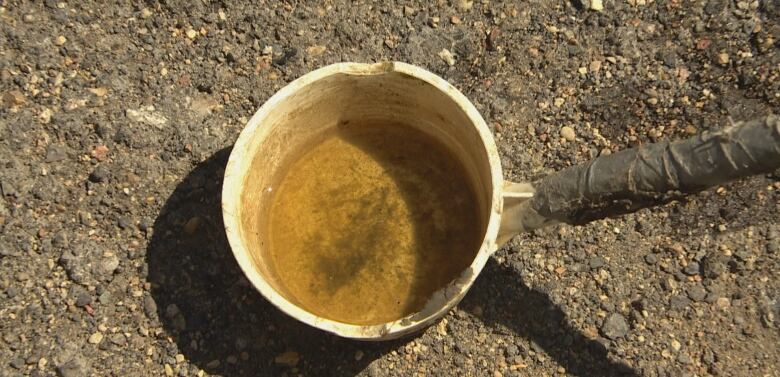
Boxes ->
[221,62,504,339]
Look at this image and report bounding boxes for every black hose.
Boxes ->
[530,114,780,225]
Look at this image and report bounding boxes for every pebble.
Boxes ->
[717,52,730,66]
[644,254,658,265]
[766,239,778,254]
[438,49,456,67]
[274,351,300,366]
[164,364,174,376]
[687,284,707,302]
[140,8,153,18]
[560,126,576,141]
[677,353,693,364]
[403,6,415,16]
[183,217,201,235]
[601,313,629,339]
[10,357,24,369]
[590,0,604,11]
[16,272,30,281]
[57,357,86,377]
[55,35,67,46]
[100,255,120,275]
[670,295,692,309]
[2,90,25,107]
[683,262,700,276]
[589,256,605,270]
[716,297,731,309]
[118,216,134,230]
[144,296,158,318]
[89,165,110,183]
[186,29,198,40]
[702,255,726,278]
[45,145,68,162]
[456,0,473,11]
[88,332,104,344]
[110,333,127,346]
[126,107,168,127]
[75,292,92,307]
[670,339,681,352]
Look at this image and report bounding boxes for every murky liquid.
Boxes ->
[265,123,482,325]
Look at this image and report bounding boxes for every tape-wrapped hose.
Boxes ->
[529,114,780,226]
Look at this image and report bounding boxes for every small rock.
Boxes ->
[677,353,693,364]
[90,145,109,161]
[57,356,87,377]
[670,339,681,352]
[143,296,158,318]
[55,35,67,46]
[139,218,154,231]
[716,52,729,66]
[186,29,198,40]
[88,332,103,344]
[590,0,604,11]
[505,344,519,357]
[75,292,92,307]
[589,256,605,270]
[109,333,126,346]
[2,90,25,107]
[183,217,201,235]
[438,49,456,67]
[140,8,153,18]
[126,108,168,128]
[687,284,707,302]
[206,360,220,369]
[88,87,108,97]
[16,272,29,281]
[403,6,415,16]
[456,0,473,11]
[99,255,120,275]
[118,216,134,230]
[39,108,53,124]
[683,261,700,276]
[98,291,111,304]
[644,254,658,265]
[164,364,174,376]
[166,304,180,318]
[560,126,576,142]
[46,145,68,162]
[274,351,300,366]
[89,165,110,183]
[702,255,726,278]
[716,297,730,309]
[306,45,327,57]
[670,295,692,309]
[766,239,778,254]
[601,313,629,339]
[10,357,24,369]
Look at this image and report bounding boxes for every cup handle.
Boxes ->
[497,181,556,247]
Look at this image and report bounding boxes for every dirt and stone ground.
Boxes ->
[1,0,779,376]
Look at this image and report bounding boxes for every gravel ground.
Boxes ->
[1,1,779,376]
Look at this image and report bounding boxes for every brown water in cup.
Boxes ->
[265,122,482,325]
